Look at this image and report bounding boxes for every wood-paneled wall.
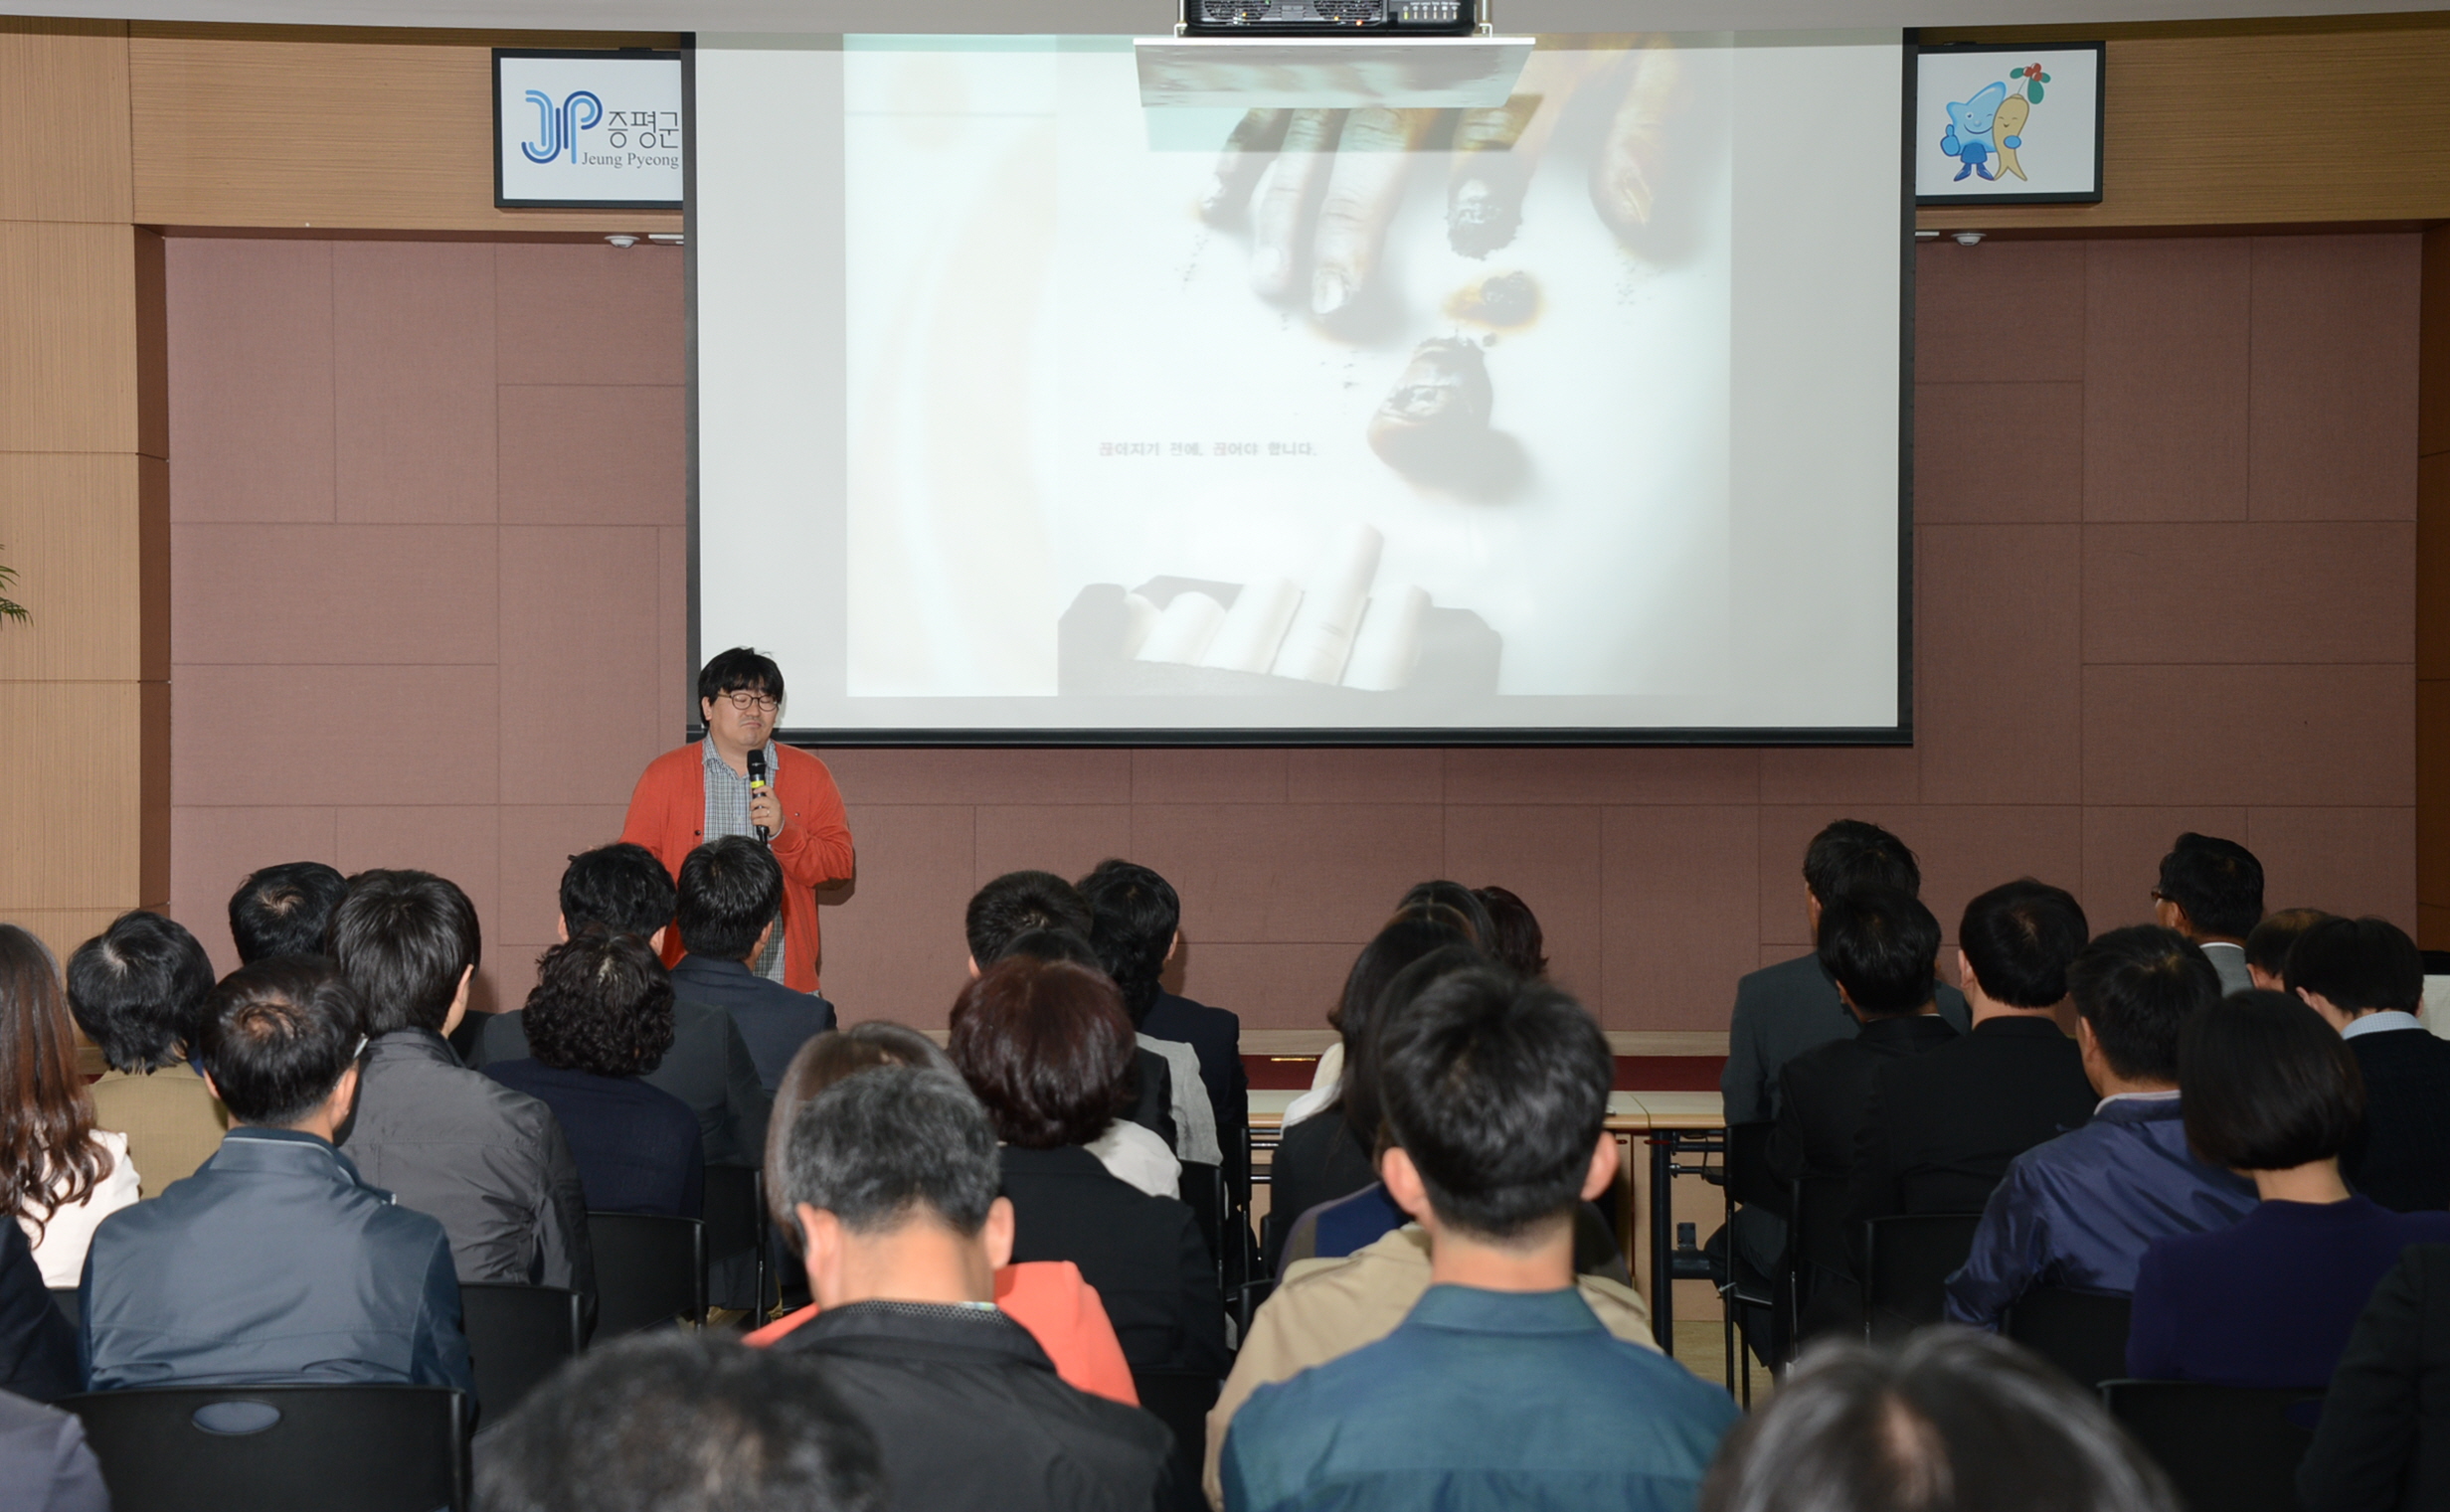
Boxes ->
[0,18,167,965]
[2421,225,2450,947]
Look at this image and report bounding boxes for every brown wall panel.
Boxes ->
[0,682,153,910]
[0,453,150,682]
[0,221,139,453]
[0,19,131,226]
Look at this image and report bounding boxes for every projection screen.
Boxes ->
[691,32,1910,743]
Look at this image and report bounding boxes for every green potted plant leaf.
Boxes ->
[0,545,27,625]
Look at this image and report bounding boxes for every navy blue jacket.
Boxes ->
[482,1060,705,1218]
[0,1216,79,1403]
[81,1128,474,1411]
[1945,1094,2257,1330]
[1141,991,1249,1203]
[667,954,835,1091]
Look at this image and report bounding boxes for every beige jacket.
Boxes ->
[89,1062,229,1198]
[1202,1223,1658,1508]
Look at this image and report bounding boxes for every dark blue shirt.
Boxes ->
[1222,1284,1737,1512]
[2129,1195,2450,1390]
[481,1061,704,1219]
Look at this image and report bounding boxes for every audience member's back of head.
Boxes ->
[1396,880,1495,947]
[560,842,679,939]
[1335,909,1474,1043]
[1817,886,1941,1016]
[964,870,1093,967]
[2066,925,2219,1085]
[477,1330,885,1512]
[2285,916,2423,1015]
[2156,832,2264,940]
[328,869,480,1037]
[1340,940,1486,1150]
[1078,860,1179,1027]
[947,956,1133,1150]
[2245,908,2334,984]
[783,1064,1000,1239]
[66,910,215,1074]
[200,957,366,1127]
[228,860,348,964]
[2182,990,2362,1174]
[999,926,1104,972]
[1958,879,2089,1010]
[1699,1329,2176,1512]
[1804,819,1921,905]
[675,836,784,963]
[0,924,104,1230]
[1474,885,1548,978]
[767,1023,959,1238]
[525,927,675,1078]
[1375,966,1610,1241]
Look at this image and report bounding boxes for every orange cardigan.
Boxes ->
[618,742,855,993]
[743,1260,1140,1406]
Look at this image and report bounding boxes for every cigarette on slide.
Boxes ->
[1137,591,1227,665]
[1342,586,1431,692]
[1201,577,1305,675]
[1272,524,1384,685]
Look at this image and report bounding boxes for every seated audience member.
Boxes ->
[2129,990,2450,1390]
[484,930,704,1218]
[331,870,592,1297]
[769,1067,1170,1511]
[226,860,349,963]
[1,926,138,1288]
[1699,1330,2178,1512]
[1946,926,2255,1330]
[0,1216,80,1403]
[1221,968,1737,1512]
[747,1025,1137,1404]
[2288,915,2450,1213]
[999,927,1181,1196]
[1768,886,1958,1337]
[476,842,771,1168]
[671,837,836,1091]
[1274,1180,1631,1282]
[476,1331,886,1512]
[84,957,474,1403]
[2296,1243,2450,1512]
[2246,907,2334,992]
[1269,913,1477,1271]
[967,870,1179,1152]
[1475,885,1548,978]
[950,956,1229,1380]
[2151,831,2263,996]
[1724,820,1971,1278]
[1396,880,1496,946]
[0,1388,108,1512]
[66,910,229,1196]
[1279,899,1477,1130]
[1848,879,2097,1230]
[1082,859,1248,1203]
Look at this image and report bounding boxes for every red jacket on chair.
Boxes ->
[619,742,855,993]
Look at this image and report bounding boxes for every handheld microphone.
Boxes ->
[747,749,771,843]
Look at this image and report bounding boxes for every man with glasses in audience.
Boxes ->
[621,647,856,996]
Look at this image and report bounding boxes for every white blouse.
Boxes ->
[18,1130,140,1288]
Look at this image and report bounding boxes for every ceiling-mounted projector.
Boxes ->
[1183,0,1480,38]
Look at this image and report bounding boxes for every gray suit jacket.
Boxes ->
[473,998,772,1168]
[2199,940,2254,997]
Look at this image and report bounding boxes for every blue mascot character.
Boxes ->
[1940,82,2008,182]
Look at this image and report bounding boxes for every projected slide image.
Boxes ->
[841,39,1734,705]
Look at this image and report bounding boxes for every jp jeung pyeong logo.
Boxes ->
[520,89,680,166]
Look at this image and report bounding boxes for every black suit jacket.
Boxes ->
[1264,1112,1378,1276]
[1768,1014,1958,1276]
[0,1218,77,1404]
[473,997,772,1167]
[999,1144,1228,1380]
[2299,1243,2450,1512]
[1141,991,1248,1204]
[667,954,836,1092]
[2344,1027,2450,1213]
[1846,1015,2097,1232]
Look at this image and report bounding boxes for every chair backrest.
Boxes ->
[1132,1370,1220,1512]
[61,1384,466,1512]
[2004,1287,2133,1392]
[459,1283,584,1419]
[701,1164,770,1316]
[1723,1123,1788,1218]
[588,1213,707,1337]
[2101,1380,2320,1512]
[1178,1161,1225,1284]
[1861,1214,1984,1339]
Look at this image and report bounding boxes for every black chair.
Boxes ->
[1180,1162,1226,1285]
[1133,1370,1220,1512]
[459,1282,584,1420]
[1719,1122,1788,1389]
[2100,1380,2320,1512]
[61,1384,467,1512]
[701,1164,770,1319]
[588,1213,706,1338]
[1860,1214,1984,1340]
[49,1287,78,1328]
[2005,1287,2133,1392]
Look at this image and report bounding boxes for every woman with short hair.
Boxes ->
[1,924,139,1287]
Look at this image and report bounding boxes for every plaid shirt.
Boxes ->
[702,741,787,983]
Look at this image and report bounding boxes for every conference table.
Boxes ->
[1249,1089,1729,1359]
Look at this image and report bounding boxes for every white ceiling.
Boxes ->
[9,0,2442,33]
